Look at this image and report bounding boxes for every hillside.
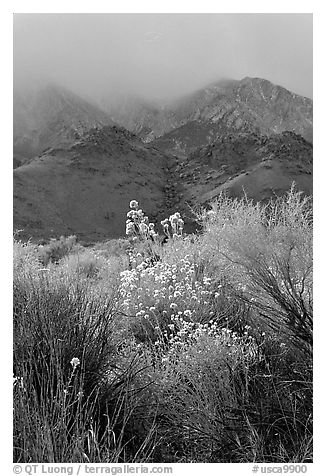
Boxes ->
[150,78,312,156]
[13,126,170,241]
[13,83,114,162]
[102,77,312,156]
[160,131,312,231]
[99,92,174,142]
[13,129,313,242]
[13,77,313,242]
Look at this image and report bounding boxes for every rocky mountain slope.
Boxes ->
[102,77,312,157]
[14,83,114,164]
[14,126,312,241]
[14,126,170,241]
[162,131,312,228]
[13,77,313,242]
[99,93,172,142]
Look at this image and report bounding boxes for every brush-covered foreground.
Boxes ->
[13,188,313,463]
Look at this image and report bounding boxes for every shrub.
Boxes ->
[38,235,79,266]
[13,187,313,463]
[142,318,312,463]
[63,251,106,278]
[13,260,157,463]
[13,239,40,275]
[148,326,258,462]
[200,187,313,355]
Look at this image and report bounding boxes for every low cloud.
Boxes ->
[13,13,313,102]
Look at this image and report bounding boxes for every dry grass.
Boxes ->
[13,187,313,463]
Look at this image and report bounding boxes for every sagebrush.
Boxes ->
[13,188,312,463]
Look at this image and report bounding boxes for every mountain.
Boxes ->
[100,92,180,143]
[152,78,312,156]
[13,126,171,241]
[163,131,312,225]
[13,83,114,162]
[101,77,312,157]
[13,77,313,242]
[13,128,312,242]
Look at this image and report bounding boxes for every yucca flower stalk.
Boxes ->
[161,213,184,239]
[125,200,162,269]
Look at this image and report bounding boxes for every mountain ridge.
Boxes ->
[14,125,170,241]
[13,82,115,163]
[13,77,313,242]
[101,77,312,155]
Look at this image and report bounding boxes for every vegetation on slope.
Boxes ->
[13,187,312,463]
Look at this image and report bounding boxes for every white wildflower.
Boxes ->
[70,357,80,369]
[129,200,139,209]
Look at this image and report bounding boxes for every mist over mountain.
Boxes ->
[149,77,313,156]
[13,75,313,241]
[13,83,114,164]
[14,14,312,103]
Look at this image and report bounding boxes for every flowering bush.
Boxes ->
[13,189,313,463]
[119,255,223,334]
[126,200,158,240]
[125,200,187,270]
[126,199,184,241]
[161,212,184,239]
[157,316,257,365]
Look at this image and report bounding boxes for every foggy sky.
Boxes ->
[13,13,313,102]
